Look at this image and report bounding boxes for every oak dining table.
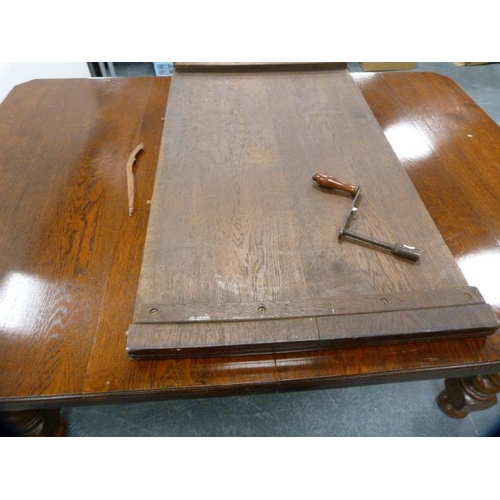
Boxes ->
[0,71,499,436]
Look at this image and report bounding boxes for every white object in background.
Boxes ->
[0,62,90,104]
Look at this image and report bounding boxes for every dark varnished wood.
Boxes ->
[0,77,171,407]
[0,73,499,415]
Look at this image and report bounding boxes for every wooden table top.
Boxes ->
[1,73,499,411]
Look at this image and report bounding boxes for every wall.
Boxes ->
[0,62,90,103]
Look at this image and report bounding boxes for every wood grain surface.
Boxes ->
[129,67,497,357]
[0,73,499,410]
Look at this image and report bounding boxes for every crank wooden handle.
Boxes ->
[312,173,359,196]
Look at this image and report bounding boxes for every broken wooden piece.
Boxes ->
[126,143,144,216]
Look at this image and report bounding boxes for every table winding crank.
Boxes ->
[312,173,421,261]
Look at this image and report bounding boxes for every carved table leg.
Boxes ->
[438,373,500,419]
[1,409,67,437]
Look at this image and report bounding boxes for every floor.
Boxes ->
[63,62,500,436]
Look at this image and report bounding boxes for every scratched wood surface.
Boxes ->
[128,65,498,358]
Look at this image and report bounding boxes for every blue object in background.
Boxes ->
[154,62,174,76]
